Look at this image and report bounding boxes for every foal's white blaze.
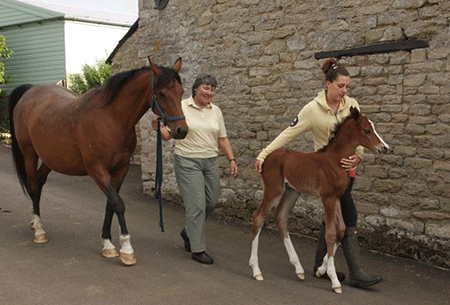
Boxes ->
[369,120,389,149]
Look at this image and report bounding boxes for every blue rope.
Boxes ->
[154,119,164,232]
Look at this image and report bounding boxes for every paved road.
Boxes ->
[1,144,449,305]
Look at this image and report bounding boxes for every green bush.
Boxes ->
[68,59,111,96]
[0,35,13,97]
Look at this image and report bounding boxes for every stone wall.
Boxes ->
[108,23,144,164]
[135,0,450,267]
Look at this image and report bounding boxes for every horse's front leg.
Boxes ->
[101,200,119,258]
[92,165,136,266]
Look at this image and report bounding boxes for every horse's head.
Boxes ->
[351,106,389,155]
[149,58,188,139]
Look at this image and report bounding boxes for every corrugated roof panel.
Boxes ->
[0,19,65,94]
[0,0,63,28]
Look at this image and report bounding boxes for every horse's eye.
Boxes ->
[365,130,371,135]
[158,92,165,98]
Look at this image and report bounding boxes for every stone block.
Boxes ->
[374,179,402,192]
[425,223,450,239]
[404,74,426,87]
[386,218,425,234]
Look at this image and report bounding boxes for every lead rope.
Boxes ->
[154,118,164,232]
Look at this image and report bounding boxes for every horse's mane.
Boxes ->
[318,114,353,152]
[84,65,182,107]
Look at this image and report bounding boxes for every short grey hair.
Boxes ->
[192,74,217,97]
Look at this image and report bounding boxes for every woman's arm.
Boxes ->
[218,137,239,178]
[151,119,173,141]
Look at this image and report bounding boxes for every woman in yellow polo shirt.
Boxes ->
[154,74,238,264]
[255,58,382,287]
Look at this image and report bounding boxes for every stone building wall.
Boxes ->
[108,22,145,164]
[136,0,450,267]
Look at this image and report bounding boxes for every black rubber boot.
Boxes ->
[342,227,382,287]
[313,222,345,282]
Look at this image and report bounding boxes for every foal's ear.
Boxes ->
[173,57,182,73]
[148,57,162,76]
[350,106,360,120]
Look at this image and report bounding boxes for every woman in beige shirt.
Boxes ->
[153,74,238,265]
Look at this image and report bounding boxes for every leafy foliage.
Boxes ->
[0,35,13,96]
[68,59,111,96]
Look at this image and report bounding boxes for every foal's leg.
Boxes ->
[273,186,304,280]
[317,198,342,293]
[249,183,284,281]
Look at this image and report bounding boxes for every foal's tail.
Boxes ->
[9,84,34,196]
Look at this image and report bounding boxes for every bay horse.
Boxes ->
[8,58,188,266]
[249,107,388,293]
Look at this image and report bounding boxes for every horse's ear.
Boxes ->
[350,106,360,120]
[173,57,182,73]
[148,57,162,76]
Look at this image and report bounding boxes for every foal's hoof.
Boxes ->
[333,287,342,294]
[254,274,264,281]
[297,273,305,280]
[102,248,119,258]
[120,252,137,266]
[34,234,48,244]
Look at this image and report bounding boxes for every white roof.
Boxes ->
[17,0,136,24]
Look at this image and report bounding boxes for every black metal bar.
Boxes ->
[314,40,429,60]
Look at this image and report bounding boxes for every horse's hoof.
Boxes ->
[102,248,119,258]
[34,234,48,244]
[315,270,322,278]
[297,273,305,280]
[120,252,137,266]
[254,274,264,281]
[333,287,342,294]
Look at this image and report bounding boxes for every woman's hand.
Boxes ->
[254,160,263,175]
[151,119,160,131]
[340,154,361,171]
[230,160,239,178]
[151,119,172,141]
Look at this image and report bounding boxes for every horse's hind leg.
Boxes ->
[273,186,304,280]
[25,151,51,243]
[249,182,284,281]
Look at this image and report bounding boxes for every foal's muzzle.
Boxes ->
[377,145,389,155]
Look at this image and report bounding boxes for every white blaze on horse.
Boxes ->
[9,59,188,266]
[249,107,388,293]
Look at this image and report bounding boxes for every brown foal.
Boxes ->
[249,107,388,293]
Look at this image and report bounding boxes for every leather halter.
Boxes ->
[150,74,185,125]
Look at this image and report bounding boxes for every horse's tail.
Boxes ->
[9,84,34,196]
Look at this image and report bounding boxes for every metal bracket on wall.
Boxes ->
[154,0,169,10]
[314,40,429,60]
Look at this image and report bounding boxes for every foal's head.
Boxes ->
[350,107,389,155]
[149,58,188,139]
